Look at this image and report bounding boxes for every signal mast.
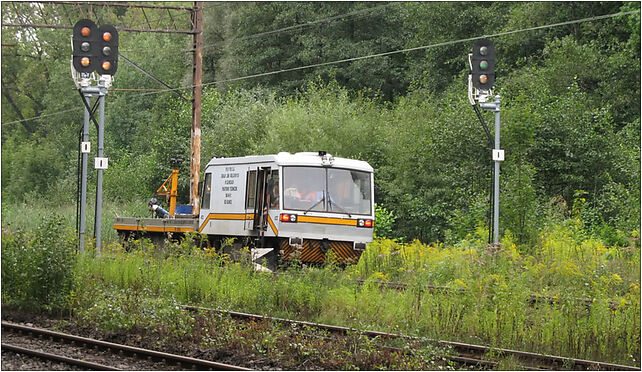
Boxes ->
[71,19,118,253]
[468,39,502,246]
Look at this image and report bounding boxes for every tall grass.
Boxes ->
[1,200,149,245]
[68,225,640,366]
[351,225,640,363]
[2,204,639,365]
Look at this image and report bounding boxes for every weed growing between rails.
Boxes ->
[68,226,640,366]
[70,237,453,370]
[74,236,348,318]
[353,225,640,365]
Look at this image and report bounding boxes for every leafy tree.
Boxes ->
[204,2,410,100]
[402,2,510,94]
[257,80,384,161]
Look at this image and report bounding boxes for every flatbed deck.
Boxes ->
[113,216,198,234]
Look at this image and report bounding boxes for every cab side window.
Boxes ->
[200,173,212,209]
[268,170,279,208]
[246,170,257,209]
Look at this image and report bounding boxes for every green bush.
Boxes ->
[374,203,398,239]
[2,216,77,312]
[1,134,66,204]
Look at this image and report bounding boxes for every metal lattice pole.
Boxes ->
[492,95,501,245]
[79,94,90,253]
[480,95,502,246]
[94,86,106,253]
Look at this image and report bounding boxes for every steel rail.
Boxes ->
[182,305,506,369]
[182,305,639,371]
[355,279,625,309]
[2,343,119,370]
[382,343,505,369]
[1,321,250,371]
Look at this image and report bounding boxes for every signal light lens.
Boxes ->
[80,57,90,67]
[81,26,91,37]
[81,41,91,52]
[479,74,488,84]
[479,60,488,70]
[102,32,112,42]
[101,61,112,71]
[102,46,111,56]
[479,46,488,56]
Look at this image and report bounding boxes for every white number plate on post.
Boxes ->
[94,157,108,170]
[81,142,91,153]
[492,149,505,162]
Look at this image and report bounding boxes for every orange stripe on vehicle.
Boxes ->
[212,213,253,220]
[307,241,325,262]
[113,224,194,233]
[301,247,324,263]
[267,215,278,236]
[297,215,358,226]
[198,213,254,232]
[331,242,350,258]
[280,239,362,264]
[330,244,345,258]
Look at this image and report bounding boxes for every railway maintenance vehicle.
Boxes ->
[114,151,375,269]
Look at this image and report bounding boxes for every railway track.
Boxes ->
[183,305,639,371]
[355,279,625,309]
[1,321,249,371]
[2,343,118,370]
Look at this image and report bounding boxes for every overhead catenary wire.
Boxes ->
[222,3,398,44]
[119,53,190,101]
[2,9,637,126]
[131,9,640,95]
[2,107,80,126]
[2,54,188,125]
[120,2,398,54]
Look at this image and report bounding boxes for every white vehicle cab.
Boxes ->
[199,151,375,264]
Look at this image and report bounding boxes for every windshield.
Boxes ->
[283,166,372,215]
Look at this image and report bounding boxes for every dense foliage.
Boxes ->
[1,216,76,312]
[2,2,640,244]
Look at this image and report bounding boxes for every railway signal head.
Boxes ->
[471,39,495,90]
[96,25,118,75]
[72,19,98,73]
